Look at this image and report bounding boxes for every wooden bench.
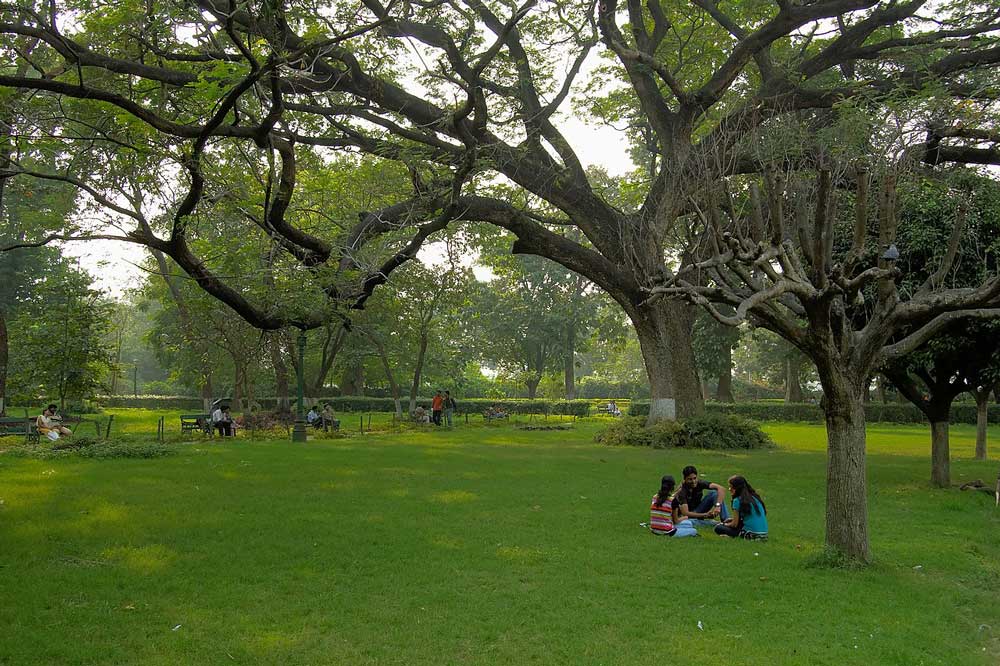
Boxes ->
[483,411,510,422]
[0,417,39,444]
[180,414,212,436]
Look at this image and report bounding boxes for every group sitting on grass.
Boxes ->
[648,465,768,541]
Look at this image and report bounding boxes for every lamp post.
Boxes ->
[291,329,308,442]
[133,360,139,398]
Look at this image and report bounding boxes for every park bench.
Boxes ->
[180,414,213,436]
[595,404,623,417]
[483,410,509,422]
[0,417,39,444]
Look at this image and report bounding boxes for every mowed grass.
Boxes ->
[1,416,999,665]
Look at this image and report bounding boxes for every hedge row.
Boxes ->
[628,401,1000,424]
[94,395,592,416]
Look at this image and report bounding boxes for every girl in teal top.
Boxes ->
[714,475,768,540]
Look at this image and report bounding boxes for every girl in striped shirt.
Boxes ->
[649,475,698,537]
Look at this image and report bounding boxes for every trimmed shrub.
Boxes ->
[628,400,1000,425]
[596,414,774,450]
[682,414,775,450]
[93,396,592,417]
[96,395,204,410]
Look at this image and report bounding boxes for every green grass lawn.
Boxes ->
[1,415,999,665]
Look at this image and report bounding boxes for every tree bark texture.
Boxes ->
[821,374,871,563]
[0,307,6,416]
[525,374,541,400]
[564,321,576,400]
[716,343,734,403]
[312,326,347,396]
[408,333,428,413]
[930,420,951,488]
[785,357,804,403]
[341,362,365,397]
[201,373,213,412]
[629,299,702,422]
[975,389,989,461]
[271,337,290,411]
[373,334,403,417]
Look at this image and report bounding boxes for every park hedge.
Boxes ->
[627,400,1000,424]
[94,395,592,416]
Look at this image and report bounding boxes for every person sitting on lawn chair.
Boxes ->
[36,404,72,441]
[211,404,235,437]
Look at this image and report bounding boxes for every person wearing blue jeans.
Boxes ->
[673,465,730,528]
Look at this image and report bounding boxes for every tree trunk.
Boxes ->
[373,333,403,418]
[271,336,290,412]
[715,344,734,402]
[930,420,951,488]
[785,357,804,403]
[820,373,871,563]
[974,388,989,461]
[526,373,541,399]
[409,333,428,413]
[341,362,364,397]
[232,364,244,411]
[201,374,213,413]
[876,377,887,404]
[629,299,703,423]
[309,325,349,396]
[0,307,6,416]
[564,321,576,400]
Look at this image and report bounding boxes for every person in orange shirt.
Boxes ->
[431,390,444,426]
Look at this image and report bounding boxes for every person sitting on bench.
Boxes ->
[307,406,321,428]
[36,404,72,441]
[412,405,431,423]
[211,404,235,437]
[321,403,340,431]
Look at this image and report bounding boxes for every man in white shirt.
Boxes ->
[211,404,234,437]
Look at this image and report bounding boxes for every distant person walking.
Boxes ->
[443,390,457,426]
[431,390,444,426]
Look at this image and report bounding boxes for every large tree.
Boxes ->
[3,0,1000,559]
